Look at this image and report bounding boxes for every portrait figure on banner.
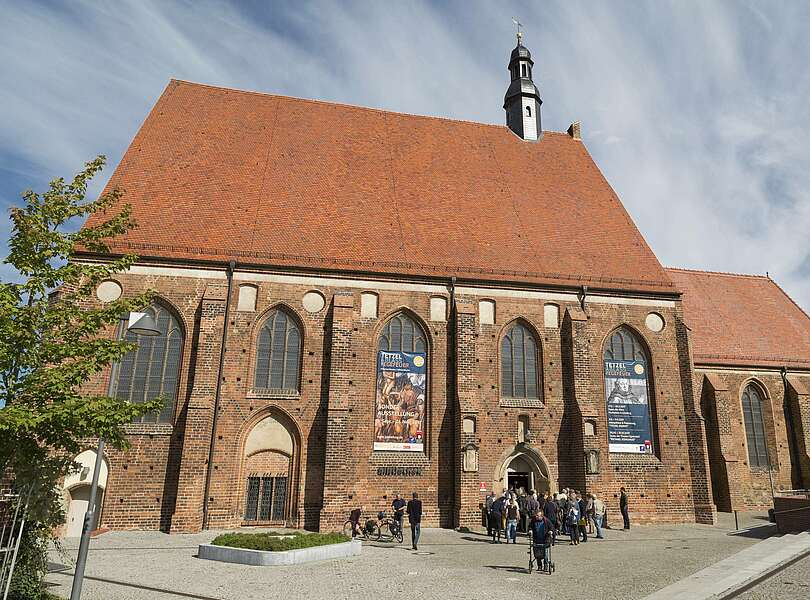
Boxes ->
[374,351,426,452]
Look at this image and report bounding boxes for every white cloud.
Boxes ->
[0,0,808,311]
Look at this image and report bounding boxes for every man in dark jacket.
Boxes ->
[543,494,558,545]
[578,493,588,542]
[489,494,505,543]
[407,492,423,550]
[620,487,630,530]
[392,493,406,535]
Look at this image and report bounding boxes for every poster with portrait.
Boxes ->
[604,359,652,453]
[374,350,426,452]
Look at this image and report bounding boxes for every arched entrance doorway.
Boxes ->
[64,449,109,537]
[240,412,299,527]
[495,445,551,495]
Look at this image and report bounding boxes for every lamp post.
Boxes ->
[70,312,161,600]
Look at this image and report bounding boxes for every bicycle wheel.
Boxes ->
[342,520,354,538]
[395,525,403,543]
[371,520,382,541]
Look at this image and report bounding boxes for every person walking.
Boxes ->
[485,490,496,536]
[620,487,630,530]
[489,493,505,543]
[392,493,406,535]
[529,509,553,572]
[506,497,520,544]
[407,492,423,550]
[592,493,606,539]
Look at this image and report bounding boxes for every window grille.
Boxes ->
[378,313,426,353]
[244,477,260,521]
[243,475,288,522]
[254,309,301,390]
[501,322,540,399]
[113,304,182,423]
[742,384,769,469]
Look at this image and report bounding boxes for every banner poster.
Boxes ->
[604,359,653,454]
[374,350,426,452]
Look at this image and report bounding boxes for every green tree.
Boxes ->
[0,156,161,596]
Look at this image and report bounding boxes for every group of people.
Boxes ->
[482,486,631,546]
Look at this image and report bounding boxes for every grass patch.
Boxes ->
[211,531,350,552]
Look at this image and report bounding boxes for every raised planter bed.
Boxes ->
[199,538,361,566]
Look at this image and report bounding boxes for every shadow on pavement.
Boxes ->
[485,565,529,574]
[726,523,778,540]
[48,570,223,600]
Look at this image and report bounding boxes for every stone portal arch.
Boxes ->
[239,411,300,526]
[493,444,551,495]
[63,449,109,537]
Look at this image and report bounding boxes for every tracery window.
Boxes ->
[501,322,540,399]
[742,383,769,469]
[113,304,182,423]
[254,309,301,391]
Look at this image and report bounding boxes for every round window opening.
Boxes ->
[96,280,122,303]
[645,312,665,333]
[302,291,326,313]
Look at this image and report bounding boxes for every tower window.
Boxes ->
[521,64,527,77]
[525,106,532,117]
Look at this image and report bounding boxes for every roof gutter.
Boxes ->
[202,259,235,530]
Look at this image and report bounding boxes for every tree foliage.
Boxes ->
[0,156,160,523]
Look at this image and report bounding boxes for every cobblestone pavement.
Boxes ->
[735,553,810,600]
[45,515,773,600]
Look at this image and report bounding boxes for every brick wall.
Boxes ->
[71,266,809,534]
[699,370,810,511]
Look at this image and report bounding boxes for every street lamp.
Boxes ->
[70,312,161,600]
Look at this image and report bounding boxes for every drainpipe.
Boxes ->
[448,276,457,526]
[202,260,235,530]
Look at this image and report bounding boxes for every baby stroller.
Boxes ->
[527,533,555,574]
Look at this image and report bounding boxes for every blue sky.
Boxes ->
[1,0,809,310]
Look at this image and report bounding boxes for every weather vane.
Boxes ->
[512,17,523,43]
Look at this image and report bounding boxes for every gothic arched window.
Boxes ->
[114,304,183,423]
[501,322,540,399]
[603,326,655,454]
[378,313,426,353]
[742,383,769,469]
[254,309,301,391]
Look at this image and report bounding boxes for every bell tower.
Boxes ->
[503,27,542,141]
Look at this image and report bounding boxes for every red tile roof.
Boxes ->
[667,268,810,369]
[83,80,676,295]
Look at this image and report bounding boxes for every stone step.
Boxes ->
[642,530,810,600]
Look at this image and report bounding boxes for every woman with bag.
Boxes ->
[567,494,580,545]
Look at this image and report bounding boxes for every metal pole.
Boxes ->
[734,510,738,531]
[69,437,104,600]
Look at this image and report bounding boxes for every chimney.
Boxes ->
[567,121,582,140]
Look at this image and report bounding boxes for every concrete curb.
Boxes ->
[198,539,361,566]
[642,530,810,600]
[716,543,810,599]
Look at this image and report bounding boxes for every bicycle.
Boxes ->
[375,511,404,543]
[342,514,380,540]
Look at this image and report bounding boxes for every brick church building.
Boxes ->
[63,38,810,536]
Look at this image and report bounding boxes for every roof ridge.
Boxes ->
[666,266,769,280]
[168,79,575,136]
